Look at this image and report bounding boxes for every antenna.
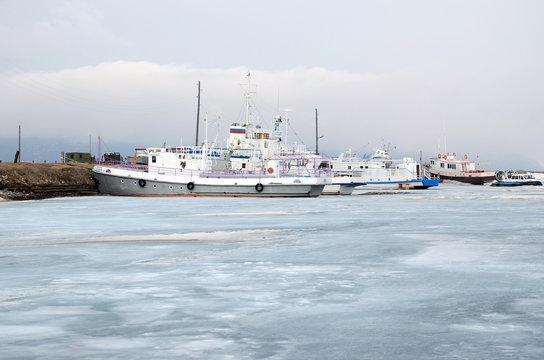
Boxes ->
[246,72,250,124]
[315,108,319,154]
[277,87,280,114]
[442,118,447,155]
[205,112,209,147]
[281,108,293,146]
[242,71,257,125]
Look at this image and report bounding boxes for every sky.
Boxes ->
[1,0,543,169]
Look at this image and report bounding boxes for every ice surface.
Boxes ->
[1,184,543,359]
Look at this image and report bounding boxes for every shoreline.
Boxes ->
[0,162,98,201]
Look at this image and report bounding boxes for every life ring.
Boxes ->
[267,167,274,174]
[138,179,146,187]
[187,182,195,190]
[255,183,264,192]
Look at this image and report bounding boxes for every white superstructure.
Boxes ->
[329,148,438,189]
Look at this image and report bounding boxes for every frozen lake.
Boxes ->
[1,184,543,359]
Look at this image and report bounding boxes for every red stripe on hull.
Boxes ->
[104,193,320,198]
[438,175,495,185]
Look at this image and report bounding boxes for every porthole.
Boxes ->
[179,186,183,189]
[153,184,157,188]
[133,181,137,185]
[169,185,173,189]
[120,179,124,183]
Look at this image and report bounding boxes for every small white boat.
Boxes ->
[490,170,543,187]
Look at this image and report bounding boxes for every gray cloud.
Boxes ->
[1,62,543,169]
[1,1,543,169]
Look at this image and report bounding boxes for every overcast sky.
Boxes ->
[1,0,543,168]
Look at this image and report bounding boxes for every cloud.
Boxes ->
[1,61,543,169]
[0,1,123,71]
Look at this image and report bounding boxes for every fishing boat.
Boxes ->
[490,170,543,187]
[329,148,439,190]
[426,153,495,185]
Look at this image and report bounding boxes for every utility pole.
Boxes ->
[14,125,21,162]
[195,81,201,146]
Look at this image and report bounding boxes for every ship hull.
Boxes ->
[359,178,439,190]
[322,184,357,195]
[490,180,542,187]
[322,176,366,195]
[429,172,495,185]
[93,167,325,198]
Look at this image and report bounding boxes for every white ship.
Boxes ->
[329,148,439,190]
[93,76,330,197]
[93,144,328,197]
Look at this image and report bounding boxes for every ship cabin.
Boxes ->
[134,147,230,173]
[228,123,280,171]
[429,153,477,173]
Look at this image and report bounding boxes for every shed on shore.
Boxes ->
[65,152,92,163]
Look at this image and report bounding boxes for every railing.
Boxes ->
[332,164,438,181]
[98,157,330,179]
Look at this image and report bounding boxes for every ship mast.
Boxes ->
[315,108,319,154]
[243,72,256,125]
[246,73,250,124]
[195,81,201,146]
[200,112,209,170]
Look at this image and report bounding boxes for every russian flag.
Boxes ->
[230,128,246,134]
